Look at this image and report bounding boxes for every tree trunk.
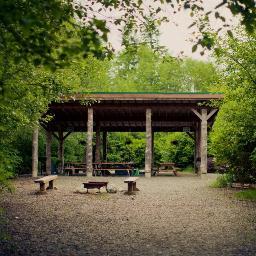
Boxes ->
[32,126,39,177]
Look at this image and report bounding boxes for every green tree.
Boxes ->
[210,28,256,182]
[110,45,218,92]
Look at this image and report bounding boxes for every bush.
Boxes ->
[210,174,233,188]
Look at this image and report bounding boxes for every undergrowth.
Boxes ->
[210,174,233,188]
[235,189,256,201]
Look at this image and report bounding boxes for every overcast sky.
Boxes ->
[106,0,239,60]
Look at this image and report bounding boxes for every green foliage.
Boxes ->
[155,132,194,167]
[64,133,85,162]
[210,28,256,183]
[83,45,218,93]
[181,166,194,173]
[235,189,256,201]
[105,132,194,169]
[210,174,233,188]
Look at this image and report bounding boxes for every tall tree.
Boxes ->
[210,28,256,182]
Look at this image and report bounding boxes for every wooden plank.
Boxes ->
[34,175,58,183]
[124,177,138,183]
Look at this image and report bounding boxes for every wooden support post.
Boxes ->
[152,131,154,171]
[191,108,217,175]
[58,131,64,174]
[95,125,101,162]
[46,130,52,175]
[200,109,208,174]
[145,108,152,178]
[86,108,93,177]
[195,124,201,174]
[32,126,39,178]
[103,131,107,161]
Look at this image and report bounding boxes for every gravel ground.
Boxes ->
[0,174,256,256]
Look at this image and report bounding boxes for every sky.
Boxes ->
[105,0,239,60]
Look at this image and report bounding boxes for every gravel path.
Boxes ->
[0,174,256,256]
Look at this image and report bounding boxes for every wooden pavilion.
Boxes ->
[32,92,223,177]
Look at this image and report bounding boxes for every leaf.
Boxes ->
[227,30,233,38]
[192,44,197,53]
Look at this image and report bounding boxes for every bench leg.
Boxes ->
[48,180,54,189]
[128,182,133,193]
[39,183,46,192]
[132,182,139,191]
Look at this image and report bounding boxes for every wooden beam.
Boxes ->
[32,126,39,178]
[186,132,195,140]
[207,109,218,120]
[52,132,59,140]
[191,108,202,120]
[63,131,72,140]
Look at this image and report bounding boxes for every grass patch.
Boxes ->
[235,189,256,201]
[182,166,194,173]
[210,174,232,188]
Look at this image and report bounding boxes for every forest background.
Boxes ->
[0,0,256,190]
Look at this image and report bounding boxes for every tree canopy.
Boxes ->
[210,28,256,182]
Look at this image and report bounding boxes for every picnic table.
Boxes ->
[93,162,134,176]
[64,162,86,176]
[154,163,180,176]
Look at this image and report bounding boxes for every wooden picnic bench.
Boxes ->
[124,177,139,193]
[34,175,58,192]
[93,162,134,176]
[154,163,180,176]
[64,162,86,176]
[82,181,109,193]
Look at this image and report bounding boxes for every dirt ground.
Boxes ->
[0,174,256,256]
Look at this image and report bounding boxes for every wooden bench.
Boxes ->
[124,177,139,193]
[34,175,58,192]
[82,181,108,193]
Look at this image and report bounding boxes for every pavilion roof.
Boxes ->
[43,92,223,132]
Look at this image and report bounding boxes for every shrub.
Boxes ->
[210,174,233,188]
